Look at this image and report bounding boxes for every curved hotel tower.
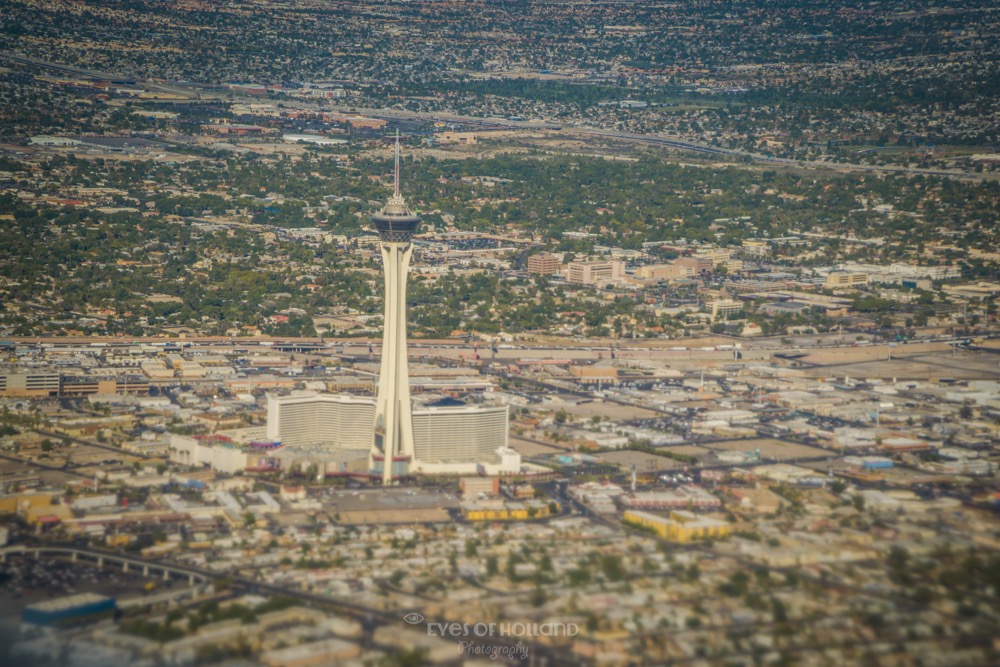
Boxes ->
[370,137,419,484]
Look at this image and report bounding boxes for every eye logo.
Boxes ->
[403,613,424,625]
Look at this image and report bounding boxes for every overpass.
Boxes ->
[1,543,578,663]
[0,545,209,586]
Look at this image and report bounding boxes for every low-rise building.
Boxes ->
[623,509,732,542]
[259,638,360,667]
[742,239,771,258]
[825,272,868,289]
[461,476,500,498]
[709,299,743,321]
[619,486,722,510]
[565,258,625,286]
[21,593,116,631]
[461,498,555,521]
[170,434,253,475]
[0,371,60,397]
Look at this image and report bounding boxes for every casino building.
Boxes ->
[265,392,516,478]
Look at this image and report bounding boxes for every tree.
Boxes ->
[464,539,478,557]
[888,545,909,572]
[540,554,553,572]
[507,553,523,582]
[599,554,625,582]
[912,586,933,606]
[720,571,750,597]
[568,567,591,587]
[772,597,788,623]
[380,647,429,667]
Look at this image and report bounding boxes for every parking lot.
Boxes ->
[0,553,163,635]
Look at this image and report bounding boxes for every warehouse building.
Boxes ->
[461,498,556,521]
[623,509,732,543]
[21,593,116,632]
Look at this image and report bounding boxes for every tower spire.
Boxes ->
[394,130,400,199]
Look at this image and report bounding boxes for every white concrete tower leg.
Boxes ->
[396,245,415,463]
[374,245,395,478]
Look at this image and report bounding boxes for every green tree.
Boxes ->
[599,554,625,582]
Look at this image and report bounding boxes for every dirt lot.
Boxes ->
[599,449,707,472]
[327,488,459,526]
[700,438,832,461]
[799,349,1000,381]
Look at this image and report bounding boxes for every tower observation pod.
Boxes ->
[370,135,420,484]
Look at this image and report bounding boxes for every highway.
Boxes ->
[0,451,93,482]
[3,543,573,666]
[324,104,992,181]
[2,51,993,183]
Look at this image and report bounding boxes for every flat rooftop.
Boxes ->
[336,508,452,525]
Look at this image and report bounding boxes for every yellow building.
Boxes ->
[106,534,134,548]
[51,415,137,437]
[461,499,555,521]
[0,493,56,516]
[623,509,732,543]
[24,505,72,527]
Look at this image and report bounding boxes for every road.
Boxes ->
[333,104,993,181]
[5,543,574,666]
[2,51,993,182]
[0,451,92,482]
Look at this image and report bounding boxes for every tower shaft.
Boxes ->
[373,242,415,483]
